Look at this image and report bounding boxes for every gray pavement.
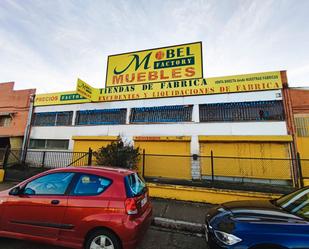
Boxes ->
[137,227,207,249]
[0,227,207,249]
[0,182,17,191]
[152,198,213,224]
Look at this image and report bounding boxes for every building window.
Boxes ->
[199,100,285,122]
[33,112,73,126]
[295,116,309,137]
[29,139,69,150]
[75,109,127,125]
[130,105,193,123]
[0,115,12,127]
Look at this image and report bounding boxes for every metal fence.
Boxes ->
[1,147,308,193]
[140,152,304,194]
[0,148,92,181]
[200,155,294,186]
[25,150,90,168]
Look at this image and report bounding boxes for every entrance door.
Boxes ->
[135,137,191,179]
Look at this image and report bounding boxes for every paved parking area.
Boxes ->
[0,227,207,249]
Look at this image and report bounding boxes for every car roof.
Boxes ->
[44,166,135,178]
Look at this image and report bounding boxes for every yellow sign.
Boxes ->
[105,42,203,87]
[76,78,95,100]
[34,71,283,106]
[96,71,283,102]
[134,136,191,141]
[34,91,90,106]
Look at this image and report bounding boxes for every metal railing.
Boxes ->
[0,148,92,181]
[1,147,308,193]
[140,151,302,193]
[25,150,90,168]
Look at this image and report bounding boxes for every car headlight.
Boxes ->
[214,230,242,245]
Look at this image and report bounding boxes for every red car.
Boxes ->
[0,166,152,249]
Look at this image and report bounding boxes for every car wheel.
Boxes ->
[85,229,121,249]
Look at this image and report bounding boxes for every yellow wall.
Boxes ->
[303,179,309,187]
[134,138,191,180]
[72,136,118,165]
[72,136,118,152]
[10,137,23,149]
[296,137,309,179]
[0,169,4,182]
[200,137,292,180]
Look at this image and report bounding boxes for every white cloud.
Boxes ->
[0,0,309,93]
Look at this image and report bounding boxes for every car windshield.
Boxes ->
[275,187,309,220]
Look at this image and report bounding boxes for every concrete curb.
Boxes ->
[148,182,282,204]
[152,217,204,234]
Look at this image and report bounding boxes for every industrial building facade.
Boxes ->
[18,42,308,188]
[28,70,297,186]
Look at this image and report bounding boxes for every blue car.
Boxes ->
[205,187,309,249]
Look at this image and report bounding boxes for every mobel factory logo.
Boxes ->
[106,42,203,87]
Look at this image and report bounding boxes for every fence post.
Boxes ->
[88,148,93,166]
[42,151,46,168]
[142,149,145,178]
[297,152,304,188]
[3,147,10,170]
[211,150,214,183]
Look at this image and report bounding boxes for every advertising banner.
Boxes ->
[97,71,282,102]
[35,71,283,106]
[34,91,89,106]
[76,78,96,100]
[105,42,203,87]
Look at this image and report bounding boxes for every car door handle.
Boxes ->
[51,200,60,205]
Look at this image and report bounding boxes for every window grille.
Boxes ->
[130,105,193,123]
[295,116,309,137]
[75,109,127,125]
[199,100,284,122]
[33,112,73,126]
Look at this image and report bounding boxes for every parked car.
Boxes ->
[0,166,152,249]
[205,187,309,249]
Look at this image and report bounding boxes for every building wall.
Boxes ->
[289,88,309,185]
[29,89,290,181]
[0,82,35,141]
[31,89,286,150]
[290,88,309,114]
[289,88,309,158]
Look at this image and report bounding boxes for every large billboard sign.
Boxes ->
[34,41,284,106]
[105,42,203,87]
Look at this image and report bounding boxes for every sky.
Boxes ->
[0,0,309,93]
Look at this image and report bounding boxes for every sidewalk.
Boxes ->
[151,197,213,224]
[151,198,213,234]
[0,182,17,191]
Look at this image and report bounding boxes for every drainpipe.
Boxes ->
[21,94,35,164]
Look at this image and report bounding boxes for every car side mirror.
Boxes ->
[9,186,21,196]
[24,188,35,195]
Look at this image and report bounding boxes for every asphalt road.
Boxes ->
[0,227,207,249]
